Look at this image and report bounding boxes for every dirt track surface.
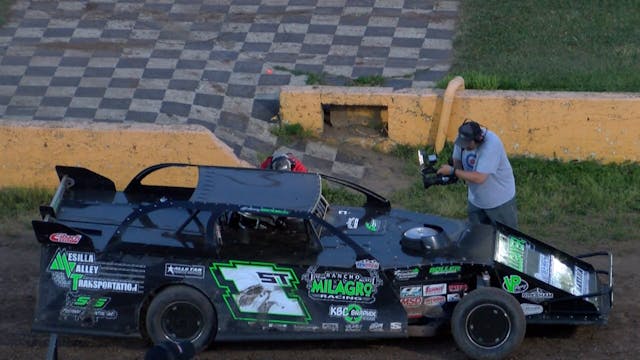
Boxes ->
[1,229,638,360]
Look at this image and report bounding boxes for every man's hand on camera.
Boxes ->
[437,164,455,177]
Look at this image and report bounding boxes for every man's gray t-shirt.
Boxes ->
[452,129,515,209]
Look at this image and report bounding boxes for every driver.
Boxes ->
[436,120,518,229]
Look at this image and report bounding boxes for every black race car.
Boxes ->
[32,164,613,360]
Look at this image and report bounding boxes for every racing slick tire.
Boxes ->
[146,285,217,352]
[451,287,526,360]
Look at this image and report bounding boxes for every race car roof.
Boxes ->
[190,166,323,213]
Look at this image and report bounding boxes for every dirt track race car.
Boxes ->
[32,164,613,359]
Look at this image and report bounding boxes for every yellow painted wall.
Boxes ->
[450,91,640,162]
[0,121,249,189]
[280,85,640,163]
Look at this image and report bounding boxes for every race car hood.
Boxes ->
[323,206,478,267]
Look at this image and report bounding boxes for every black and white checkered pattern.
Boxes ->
[0,0,458,179]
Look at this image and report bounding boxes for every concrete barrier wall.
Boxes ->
[280,84,640,163]
[0,121,248,189]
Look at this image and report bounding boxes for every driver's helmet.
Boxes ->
[271,154,292,171]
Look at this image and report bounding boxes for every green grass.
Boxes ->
[270,123,314,144]
[272,66,389,87]
[0,187,52,236]
[351,75,385,87]
[389,150,640,245]
[442,0,640,91]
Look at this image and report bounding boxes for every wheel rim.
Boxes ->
[160,301,205,342]
[465,303,511,349]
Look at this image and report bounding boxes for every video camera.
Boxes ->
[418,150,458,189]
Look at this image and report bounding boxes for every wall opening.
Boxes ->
[323,105,388,141]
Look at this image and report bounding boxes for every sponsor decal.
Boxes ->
[293,324,320,332]
[60,293,117,322]
[423,283,446,296]
[448,283,468,293]
[394,268,419,280]
[240,206,290,215]
[345,323,362,332]
[165,263,205,279]
[574,266,589,296]
[329,304,377,324]
[535,254,551,283]
[338,210,349,215]
[502,275,529,294]
[428,265,461,275]
[347,217,359,229]
[520,303,544,316]
[210,260,311,324]
[390,322,402,331]
[260,207,289,215]
[355,259,380,270]
[369,322,384,332]
[49,233,82,245]
[495,234,527,272]
[400,296,423,308]
[48,249,144,293]
[322,323,339,332]
[303,266,382,303]
[263,323,288,331]
[447,293,461,302]
[365,219,381,232]
[522,287,554,303]
[400,286,422,297]
[423,295,446,306]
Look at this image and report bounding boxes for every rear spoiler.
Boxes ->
[39,166,116,220]
[32,220,94,248]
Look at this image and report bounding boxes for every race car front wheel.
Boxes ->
[145,285,217,352]
[451,287,525,360]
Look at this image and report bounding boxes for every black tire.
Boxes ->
[451,287,526,360]
[145,285,216,352]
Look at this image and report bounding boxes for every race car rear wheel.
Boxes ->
[146,285,216,352]
[451,287,525,360]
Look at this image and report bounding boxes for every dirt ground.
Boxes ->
[1,142,638,360]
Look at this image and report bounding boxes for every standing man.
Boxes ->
[437,120,518,228]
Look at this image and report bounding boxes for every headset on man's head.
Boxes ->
[461,119,486,143]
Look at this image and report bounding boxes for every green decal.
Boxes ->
[345,304,363,324]
[50,251,77,278]
[429,265,461,275]
[303,267,382,303]
[73,295,90,307]
[210,260,311,325]
[502,275,529,294]
[329,304,378,323]
[93,297,109,308]
[72,295,109,308]
[365,220,380,232]
[506,236,527,272]
[49,250,84,290]
[260,207,289,215]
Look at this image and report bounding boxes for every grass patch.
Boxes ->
[389,149,640,245]
[270,122,314,144]
[322,181,366,206]
[273,66,388,87]
[447,0,640,91]
[0,187,52,236]
[351,75,385,87]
